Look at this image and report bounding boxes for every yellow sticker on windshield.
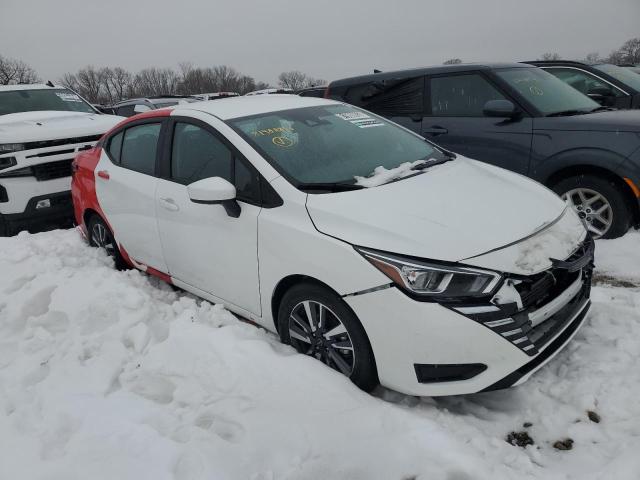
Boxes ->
[272,136,294,147]
[252,127,295,137]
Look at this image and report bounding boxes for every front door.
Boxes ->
[95,120,168,272]
[155,118,262,315]
[422,72,533,175]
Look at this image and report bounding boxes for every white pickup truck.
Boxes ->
[0,84,123,236]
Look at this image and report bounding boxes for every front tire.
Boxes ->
[87,215,128,270]
[277,283,378,392]
[553,175,631,239]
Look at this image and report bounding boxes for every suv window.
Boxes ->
[120,123,161,176]
[430,74,507,116]
[171,122,260,203]
[116,105,136,117]
[546,68,624,97]
[343,77,424,115]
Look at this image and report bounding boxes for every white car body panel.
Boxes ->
[94,151,167,272]
[306,157,568,266]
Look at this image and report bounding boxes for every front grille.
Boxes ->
[515,269,580,310]
[32,160,73,181]
[23,134,102,151]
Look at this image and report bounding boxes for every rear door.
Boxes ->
[155,116,262,316]
[422,72,533,174]
[95,119,168,272]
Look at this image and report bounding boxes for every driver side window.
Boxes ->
[170,122,261,204]
[430,74,507,117]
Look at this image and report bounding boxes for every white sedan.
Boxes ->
[71,95,593,396]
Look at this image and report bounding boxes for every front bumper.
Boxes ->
[0,190,73,236]
[344,243,593,396]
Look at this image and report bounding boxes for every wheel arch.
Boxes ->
[544,164,640,224]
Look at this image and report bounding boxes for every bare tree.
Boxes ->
[583,52,603,64]
[0,54,39,85]
[443,58,462,65]
[616,37,640,64]
[134,68,180,97]
[278,70,325,90]
[539,52,561,61]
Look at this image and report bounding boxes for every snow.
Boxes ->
[354,160,426,187]
[1,228,639,479]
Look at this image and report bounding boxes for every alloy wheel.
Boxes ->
[562,188,613,238]
[91,222,116,257]
[288,300,355,376]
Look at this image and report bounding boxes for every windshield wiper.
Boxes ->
[546,109,590,117]
[297,182,365,193]
[410,156,454,171]
[589,105,616,113]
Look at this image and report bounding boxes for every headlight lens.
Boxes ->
[356,247,502,300]
[0,156,17,170]
[0,144,25,154]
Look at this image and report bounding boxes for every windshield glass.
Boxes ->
[229,104,446,186]
[496,67,598,115]
[593,64,640,91]
[0,88,96,116]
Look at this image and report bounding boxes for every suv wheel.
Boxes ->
[277,283,378,392]
[553,175,631,239]
[87,215,128,270]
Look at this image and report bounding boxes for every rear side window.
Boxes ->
[107,131,123,163]
[120,123,161,176]
[430,74,507,116]
[341,77,424,115]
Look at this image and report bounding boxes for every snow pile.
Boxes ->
[593,230,640,286]
[0,228,639,479]
[354,160,425,187]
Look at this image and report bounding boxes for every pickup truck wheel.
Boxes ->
[553,175,631,239]
[277,283,378,392]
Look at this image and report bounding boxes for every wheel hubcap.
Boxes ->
[288,300,355,376]
[562,188,613,238]
[91,223,115,256]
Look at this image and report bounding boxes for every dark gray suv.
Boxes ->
[327,63,640,238]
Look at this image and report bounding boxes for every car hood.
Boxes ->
[306,158,569,264]
[0,111,124,143]
[535,108,640,132]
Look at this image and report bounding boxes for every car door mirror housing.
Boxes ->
[133,104,152,113]
[483,99,520,118]
[187,177,240,217]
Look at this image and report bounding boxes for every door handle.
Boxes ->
[159,197,179,212]
[97,170,110,180]
[423,126,448,136]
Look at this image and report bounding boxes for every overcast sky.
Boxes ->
[1,0,638,86]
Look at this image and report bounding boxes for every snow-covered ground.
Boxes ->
[0,228,638,480]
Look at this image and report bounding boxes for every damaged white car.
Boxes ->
[74,96,594,396]
[0,84,122,236]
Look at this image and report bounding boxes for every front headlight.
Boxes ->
[356,247,503,300]
[0,144,25,154]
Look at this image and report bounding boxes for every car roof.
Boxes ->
[524,60,617,68]
[0,83,66,92]
[174,94,339,120]
[329,62,529,87]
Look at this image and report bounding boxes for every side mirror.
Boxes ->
[187,177,240,218]
[483,99,520,118]
[133,104,152,113]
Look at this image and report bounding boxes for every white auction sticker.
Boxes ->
[335,111,384,128]
[55,92,83,103]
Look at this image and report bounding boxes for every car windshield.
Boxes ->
[495,67,599,115]
[0,88,96,116]
[592,64,640,92]
[229,104,447,186]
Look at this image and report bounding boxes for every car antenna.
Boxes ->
[46,80,55,87]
